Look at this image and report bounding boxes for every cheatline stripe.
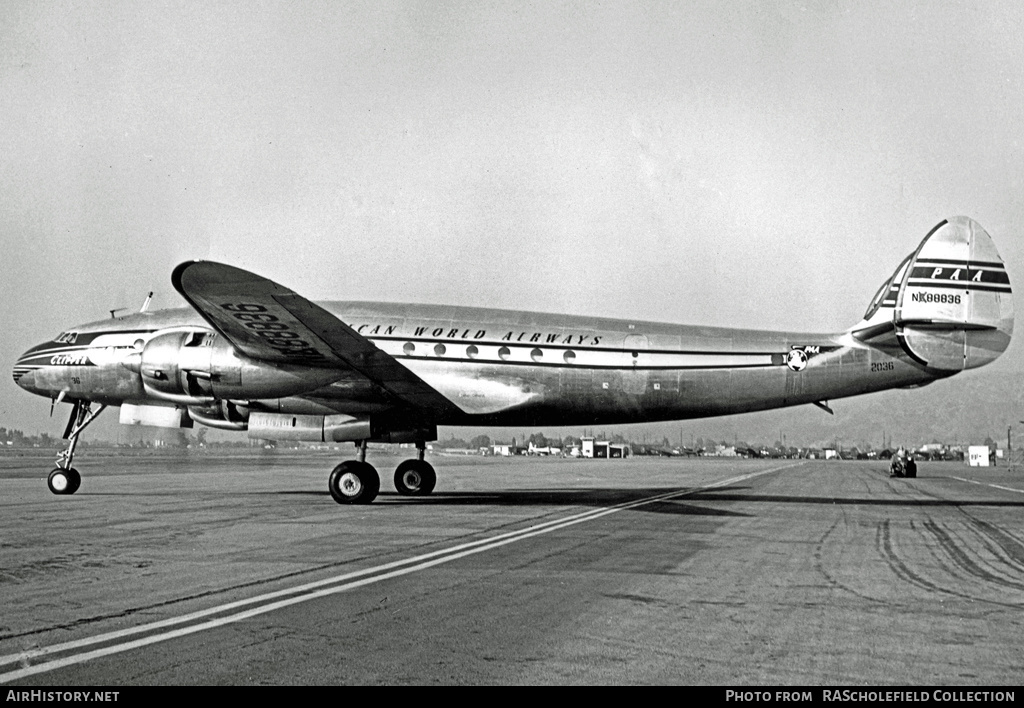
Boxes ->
[18,339,151,358]
[15,358,97,369]
[916,258,1004,269]
[909,267,1009,284]
[0,463,798,682]
[394,355,777,371]
[906,281,1012,293]
[16,346,93,362]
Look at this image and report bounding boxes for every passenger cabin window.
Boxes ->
[403,342,415,355]
[466,345,479,359]
[498,346,511,361]
[530,348,543,362]
[434,343,446,356]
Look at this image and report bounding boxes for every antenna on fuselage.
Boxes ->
[50,390,66,417]
[109,292,153,319]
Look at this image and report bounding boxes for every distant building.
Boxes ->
[580,436,630,459]
[968,446,990,467]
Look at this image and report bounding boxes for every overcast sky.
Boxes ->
[2,1,1021,443]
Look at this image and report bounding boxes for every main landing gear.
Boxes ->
[48,400,106,495]
[327,440,436,505]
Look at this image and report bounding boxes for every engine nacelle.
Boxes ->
[248,412,370,442]
[247,412,436,444]
[132,330,216,405]
[124,329,343,404]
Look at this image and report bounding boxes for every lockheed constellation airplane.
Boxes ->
[13,217,1013,504]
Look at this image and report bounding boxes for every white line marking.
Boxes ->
[950,476,1024,494]
[0,463,797,682]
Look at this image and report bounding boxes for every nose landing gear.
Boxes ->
[48,400,106,495]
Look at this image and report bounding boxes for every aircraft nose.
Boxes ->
[13,358,36,390]
[13,342,47,392]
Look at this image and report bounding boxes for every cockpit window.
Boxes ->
[54,331,78,344]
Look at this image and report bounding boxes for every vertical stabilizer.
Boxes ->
[853,217,1013,372]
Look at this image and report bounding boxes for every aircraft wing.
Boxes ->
[171,261,459,415]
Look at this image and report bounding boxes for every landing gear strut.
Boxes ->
[327,439,438,504]
[48,400,106,495]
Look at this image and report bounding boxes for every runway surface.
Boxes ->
[1,449,1022,685]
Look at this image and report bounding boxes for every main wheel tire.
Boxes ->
[394,459,436,496]
[48,468,80,495]
[328,461,380,504]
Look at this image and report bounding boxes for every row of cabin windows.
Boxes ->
[402,342,577,364]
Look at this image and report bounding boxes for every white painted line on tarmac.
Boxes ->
[0,462,799,683]
[950,476,1024,495]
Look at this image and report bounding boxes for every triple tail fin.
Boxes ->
[850,217,1013,372]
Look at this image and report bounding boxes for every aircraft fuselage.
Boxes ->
[14,302,936,428]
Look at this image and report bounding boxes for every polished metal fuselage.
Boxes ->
[14,300,939,428]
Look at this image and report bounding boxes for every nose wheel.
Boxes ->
[47,467,81,495]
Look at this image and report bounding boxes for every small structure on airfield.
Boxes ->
[580,436,630,459]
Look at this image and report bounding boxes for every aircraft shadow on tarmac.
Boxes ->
[87,487,740,517]
[275,484,1024,512]
[270,487,750,516]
